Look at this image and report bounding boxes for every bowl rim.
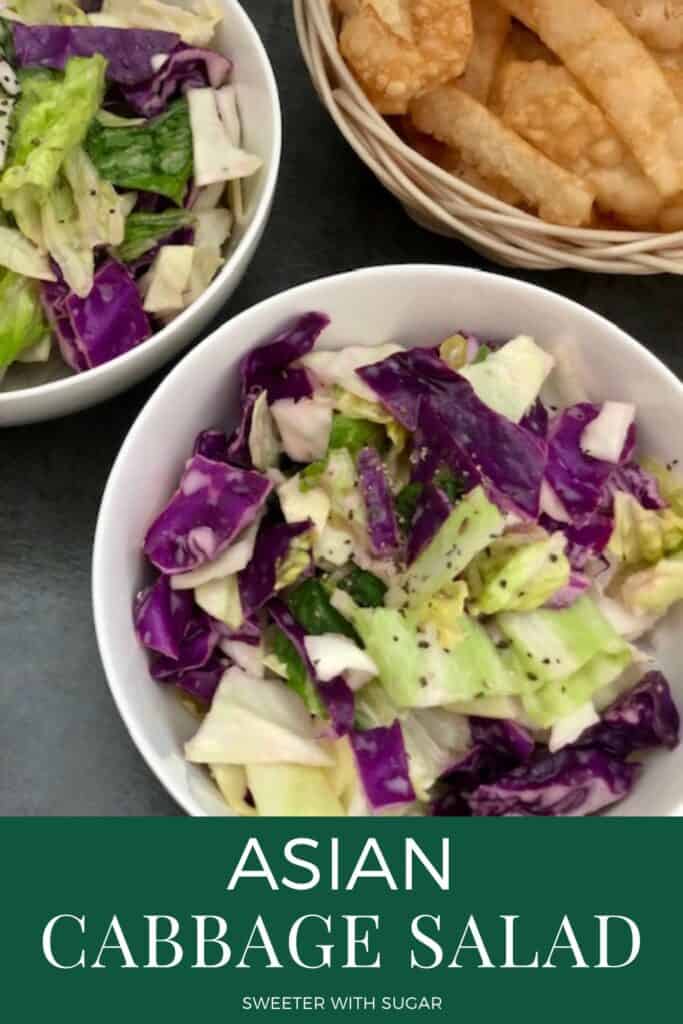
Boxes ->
[0,0,282,413]
[92,263,683,816]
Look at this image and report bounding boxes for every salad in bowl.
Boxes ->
[0,0,264,391]
[133,309,681,817]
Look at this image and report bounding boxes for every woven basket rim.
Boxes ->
[293,0,683,274]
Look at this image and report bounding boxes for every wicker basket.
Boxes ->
[294,0,683,274]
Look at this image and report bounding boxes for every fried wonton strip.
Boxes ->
[339,0,473,114]
[498,0,683,197]
[499,60,663,228]
[410,84,595,225]
[458,0,511,104]
[601,0,683,52]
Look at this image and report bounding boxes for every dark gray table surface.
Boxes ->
[3,1,683,815]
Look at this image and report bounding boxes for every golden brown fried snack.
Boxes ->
[503,18,557,62]
[339,0,474,114]
[600,1,683,52]
[399,113,523,203]
[334,0,361,15]
[458,0,510,104]
[499,60,663,228]
[410,84,595,224]
[498,0,683,197]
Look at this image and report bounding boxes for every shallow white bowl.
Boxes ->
[0,0,281,427]
[93,265,683,816]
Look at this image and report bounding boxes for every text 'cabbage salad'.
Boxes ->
[135,313,681,816]
[0,1,261,385]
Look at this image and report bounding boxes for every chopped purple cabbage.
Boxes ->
[350,722,416,810]
[238,520,311,617]
[468,748,637,816]
[406,482,451,565]
[545,404,635,524]
[193,429,230,462]
[357,447,399,557]
[240,313,329,404]
[151,651,229,704]
[143,455,272,574]
[268,598,355,735]
[608,462,666,511]
[578,671,680,758]
[40,279,87,372]
[359,347,546,517]
[12,24,180,84]
[134,575,194,660]
[225,388,261,468]
[545,571,591,609]
[122,43,232,118]
[63,261,152,369]
[540,511,614,570]
[520,398,549,439]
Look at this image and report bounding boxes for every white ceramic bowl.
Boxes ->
[93,265,683,817]
[0,1,281,427]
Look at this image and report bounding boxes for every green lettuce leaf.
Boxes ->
[0,270,48,368]
[269,628,324,717]
[118,209,195,263]
[85,98,194,207]
[395,481,423,533]
[336,564,387,608]
[328,413,387,459]
[286,578,358,641]
[1,58,106,203]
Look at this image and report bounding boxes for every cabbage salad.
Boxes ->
[0,1,260,384]
[135,313,681,817]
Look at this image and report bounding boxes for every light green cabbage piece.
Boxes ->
[210,765,257,817]
[195,575,242,629]
[246,763,344,817]
[400,486,504,610]
[1,58,106,203]
[467,531,570,615]
[521,649,633,729]
[0,270,48,368]
[3,188,44,248]
[609,491,683,567]
[185,668,333,769]
[63,146,126,248]
[0,224,54,280]
[40,178,94,298]
[275,530,314,591]
[497,595,628,686]
[94,0,222,47]
[334,591,519,709]
[459,335,555,423]
[403,581,469,650]
[620,552,683,616]
[0,1,87,24]
[641,457,683,516]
